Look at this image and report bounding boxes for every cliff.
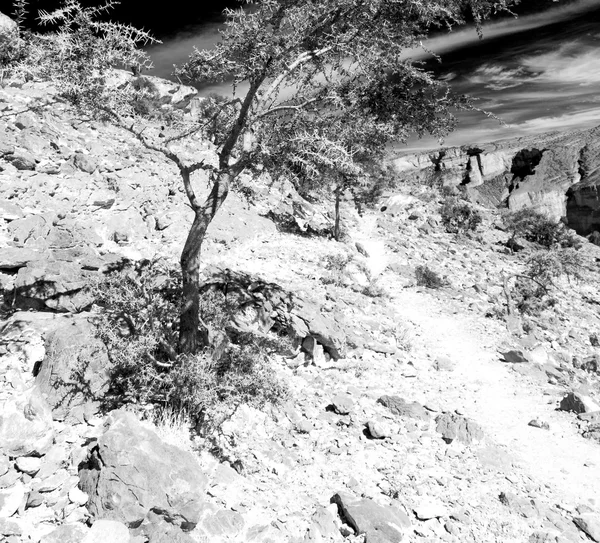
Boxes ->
[390,126,600,236]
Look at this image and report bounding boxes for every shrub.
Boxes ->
[440,197,482,234]
[510,248,584,315]
[321,252,353,286]
[502,209,581,249]
[91,260,288,433]
[415,265,445,289]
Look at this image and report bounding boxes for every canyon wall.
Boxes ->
[390,126,600,235]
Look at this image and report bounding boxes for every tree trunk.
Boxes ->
[178,172,231,355]
[334,187,341,241]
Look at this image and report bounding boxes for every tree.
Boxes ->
[13,0,518,354]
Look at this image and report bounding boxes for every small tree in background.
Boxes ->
[12,0,518,354]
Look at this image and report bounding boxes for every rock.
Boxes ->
[414,501,448,520]
[435,356,455,371]
[0,518,21,538]
[559,392,600,414]
[0,387,54,457]
[435,413,484,445]
[500,349,529,363]
[366,420,391,439]
[200,508,245,539]
[73,153,98,173]
[331,492,411,543]
[574,514,600,542]
[0,200,24,221]
[528,419,550,430]
[0,247,41,270]
[304,506,343,542]
[15,456,41,476]
[41,523,89,543]
[10,152,36,171]
[82,519,130,543]
[35,318,110,422]
[0,483,25,518]
[330,394,354,415]
[377,395,429,421]
[0,455,9,477]
[34,468,69,493]
[79,410,207,530]
[13,260,93,312]
[26,491,44,508]
[0,12,18,39]
[68,487,89,506]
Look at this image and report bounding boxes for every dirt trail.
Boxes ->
[390,287,599,507]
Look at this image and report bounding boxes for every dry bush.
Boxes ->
[91,260,288,434]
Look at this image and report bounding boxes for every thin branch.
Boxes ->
[257,97,320,119]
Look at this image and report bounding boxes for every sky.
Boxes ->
[143,0,600,152]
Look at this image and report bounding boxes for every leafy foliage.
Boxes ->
[502,208,581,249]
[440,197,482,234]
[92,261,287,432]
[511,248,585,315]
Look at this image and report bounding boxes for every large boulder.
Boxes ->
[435,413,484,445]
[331,492,411,543]
[13,259,93,311]
[0,386,54,457]
[35,318,111,422]
[79,410,208,532]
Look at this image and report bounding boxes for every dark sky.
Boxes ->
[9,0,581,37]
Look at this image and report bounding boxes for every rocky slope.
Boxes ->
[1,77,600,543]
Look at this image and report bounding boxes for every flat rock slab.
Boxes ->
[435,413,484,445]
[331,492,410,543]
[377,396,429,421]
[79,410,208,531]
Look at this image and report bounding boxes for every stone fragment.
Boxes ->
[414,501,448,520]
[378,396,429,421]
[574,514,600,542]
[82,519,130,543]
[528,419,550,430]
[500,350,529,363]
[15,456,41,476]
[0,387,54,457]
[41,523,89,543]
[435,413,484,445]
[304,506,343,542]
[0,518,21,538]
[34,468,69,493]
[366,420,391,439]
[26,491,44,508]
[330,394,354,415]
[79,410,207,530]
[331,492,410,543]
[0,200,24,221]
[10,152,36,170]
[559,392,600,414]
[0,247,41,270]
[68,487,88,506]
[73,153,97,173]
[35,318,110,422]
[0,483,25,518]
[201,508,245,538]
[435,356,456,371]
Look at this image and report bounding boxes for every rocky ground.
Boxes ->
[1,78,600,543]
